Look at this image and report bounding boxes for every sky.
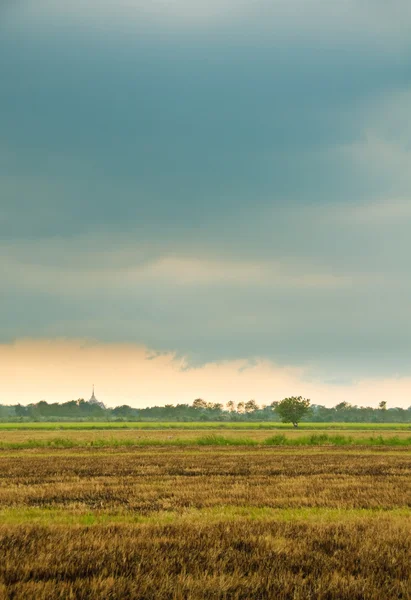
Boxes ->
[1,1,411,408]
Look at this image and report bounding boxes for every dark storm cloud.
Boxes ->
[1,22,409,239]
[1,0,411,379]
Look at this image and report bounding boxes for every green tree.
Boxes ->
[244,399,259,413]
[192,398,208,410]
[276,396,310,428]
[335,401,351,411]
[237,402,245,414]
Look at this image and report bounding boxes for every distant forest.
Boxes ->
[0,398,410,423]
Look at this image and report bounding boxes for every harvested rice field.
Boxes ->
[0,430,409,599]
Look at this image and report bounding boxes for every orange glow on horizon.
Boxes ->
[1,338,410,409]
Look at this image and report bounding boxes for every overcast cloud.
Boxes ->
[1,1,411,402]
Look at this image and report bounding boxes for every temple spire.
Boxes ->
[89,385,97,403]
[88,384,105,408]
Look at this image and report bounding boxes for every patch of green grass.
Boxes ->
[263,434,288,445]
[264,433,411,447]
[0,433,410,449]
[0,421,410,431]
[0,506,409,527]
[196,434,258,446]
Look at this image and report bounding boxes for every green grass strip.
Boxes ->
[0,434,410,449]
[0,506,409,527]
[0,422,410,431]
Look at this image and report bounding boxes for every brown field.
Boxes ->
[0,442,410,599]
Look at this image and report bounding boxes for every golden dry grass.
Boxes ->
[0,449,410,511]
[0,445,409,599]
[0,517,410,600]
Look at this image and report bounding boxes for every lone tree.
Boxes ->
[275,396,310,428]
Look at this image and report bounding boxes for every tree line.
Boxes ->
[0,397,410,423]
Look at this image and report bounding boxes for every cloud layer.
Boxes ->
[1,1,411,401]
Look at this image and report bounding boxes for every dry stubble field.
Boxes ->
[0,429,410,599]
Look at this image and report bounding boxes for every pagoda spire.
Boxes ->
[88,384,105,408]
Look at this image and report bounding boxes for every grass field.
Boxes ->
[1,421,410,430]
[0,435,410,449]
[0,427,410,449]
[0,427,409,598]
